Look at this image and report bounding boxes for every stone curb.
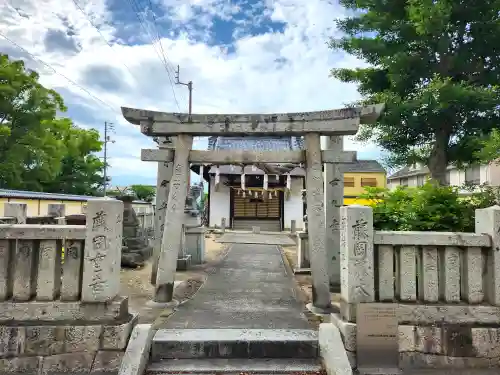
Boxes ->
[319,323,352,375]
[277,245,310,305]
[118,324,154,375]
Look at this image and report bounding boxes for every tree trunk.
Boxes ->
[428,129,451,185]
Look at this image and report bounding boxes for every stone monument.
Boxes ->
[117,195,153,267]
[177,183,203,270]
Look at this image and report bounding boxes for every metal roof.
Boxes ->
[0,189,151,204]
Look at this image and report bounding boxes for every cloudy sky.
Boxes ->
[1,0,383,187]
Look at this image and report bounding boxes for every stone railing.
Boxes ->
[373,231,489,305]
[331,204,500,370]
[0,199,137,374]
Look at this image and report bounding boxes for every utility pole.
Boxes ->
[103,121,115,197]
[174,65,193,190]
[175,65,193,116]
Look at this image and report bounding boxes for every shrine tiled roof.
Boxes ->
[207,136,304,151]
[206,136,304,176]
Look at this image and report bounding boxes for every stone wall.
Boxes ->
[330,204,500,370]
[0,200,137,374]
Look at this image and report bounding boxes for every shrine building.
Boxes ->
[193,136,386,232]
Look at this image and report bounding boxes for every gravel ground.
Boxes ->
[119,234,229,323]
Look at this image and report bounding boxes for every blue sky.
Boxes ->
[0,0,383,187]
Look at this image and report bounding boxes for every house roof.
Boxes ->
[387,166,430,180]
[342,160,386,173]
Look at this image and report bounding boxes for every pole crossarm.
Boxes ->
[121,104,385,137]
[141,149,357,164]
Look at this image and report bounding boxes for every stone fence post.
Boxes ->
[82,198,124,302]
[475,205,500,306]
[48,203,65,218]
[4,203,27,223]
[340,205,375,322]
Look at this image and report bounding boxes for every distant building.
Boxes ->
[0,189,153,216]
[387,162,500,192]
[342,160,386,205]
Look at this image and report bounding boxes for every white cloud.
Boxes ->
[0,0,381,186]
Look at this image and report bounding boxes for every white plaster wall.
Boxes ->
[407,176,418,187]
[480,165,490,184]
[209,175,231,228]
[488,163,500,186]
[284,177,304,230]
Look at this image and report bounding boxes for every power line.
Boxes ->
[0,31,119,115]
[126,0,181,111]
[71,0,138,80]
[145,0,181,111]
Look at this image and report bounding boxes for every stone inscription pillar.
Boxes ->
[155,134,193,303]
[304,133,331,311]
[325,136,344,288]
[82,198,124,302]
[340,205,375,321]
[151,159,173,285]
[475,205,500,305]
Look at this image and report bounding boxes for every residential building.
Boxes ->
[388,162,500,191]
[342,160,387,205]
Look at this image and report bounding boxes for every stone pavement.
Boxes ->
[161,243,310,328]
[216,232,295,245]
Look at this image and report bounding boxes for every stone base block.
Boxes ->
[176,255,192,271]
[0,350,125,374]
[0,313,138,359]
[294,267,311,275]
[91,350,124,374]
[121,246,153,267]
[0,297,129,322]
[330,313,500,370]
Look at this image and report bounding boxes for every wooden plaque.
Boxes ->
[356,303,400,374]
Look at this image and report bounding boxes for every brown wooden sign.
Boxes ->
[356,303,400,374]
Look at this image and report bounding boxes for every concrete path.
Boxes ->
[216,232,295,246]
[161,243,310,329]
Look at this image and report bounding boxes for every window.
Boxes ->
[465,165,481,185]
[400,178,409,187]
[417,175,425,187]
[361,178,377,187]
[344,177,355,187]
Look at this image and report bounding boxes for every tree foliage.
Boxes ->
[0,54,105,194]
[360,183,500,232]
[129,185,156,203]
[476,128,500,164]
[330,0,500,184]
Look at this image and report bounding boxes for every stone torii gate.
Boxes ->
[121,104,384,313]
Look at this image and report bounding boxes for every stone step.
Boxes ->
[151,329,319,360]
[147,358,323,374]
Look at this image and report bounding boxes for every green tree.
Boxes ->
[0,54,105,194]
[330,0,500,184]
[129,185,156,202]
[476,129,500,164]
[360,183,500,232]
[43,123,105,195]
